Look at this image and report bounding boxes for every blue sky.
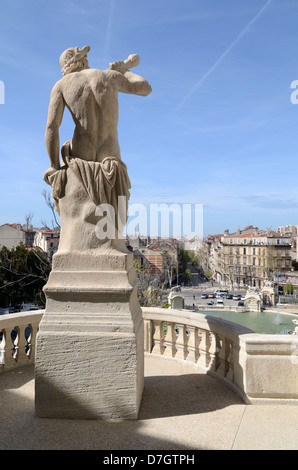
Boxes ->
[0,0,298,236]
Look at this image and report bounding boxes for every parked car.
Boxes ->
[214,289,228,296]
[0,307,15,314]
[241,296,245,301]
[216,294,223,299]
[226,294,233,299]
[207,300,214,305]
[217,299,224,305]
[238,301,245,307]
[208,294,215,298]
[233,295,241,300]
[201,293,208,299]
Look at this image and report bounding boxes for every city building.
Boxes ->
[126,235,178,286]
[34,228,60,261]
[0,223,35,249]
[204,234,224,283]
[276,224,298,261]
[220,228,292,288]
[277,224,298,235]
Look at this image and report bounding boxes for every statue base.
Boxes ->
[35,249,144,420]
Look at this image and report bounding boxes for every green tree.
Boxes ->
[0,244,51,308]
[205,269,212,279]
[283,283,294,295]
[184,268,192,281]
[179,247,192,272]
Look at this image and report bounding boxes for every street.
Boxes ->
[180,286,245,307]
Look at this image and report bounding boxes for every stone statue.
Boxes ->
[35,47,151,420]
[43,45,151,252]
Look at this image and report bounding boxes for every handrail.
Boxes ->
[0,308,297,404]
[0,310,44,373]
[142,307,298,404]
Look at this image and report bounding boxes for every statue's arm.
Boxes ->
[120,70,152,96]
[44,83,65,182]
[108,60,151,96]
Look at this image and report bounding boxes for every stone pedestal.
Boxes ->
[35,248,144,420]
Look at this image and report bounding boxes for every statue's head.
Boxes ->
[59,45,90,76]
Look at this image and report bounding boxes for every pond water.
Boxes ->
[196,309,297,334]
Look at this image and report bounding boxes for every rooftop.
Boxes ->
[1,354,297,450]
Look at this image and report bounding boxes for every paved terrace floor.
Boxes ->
[0,354,297,450]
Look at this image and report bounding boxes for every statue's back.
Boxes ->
[61,68,120,162]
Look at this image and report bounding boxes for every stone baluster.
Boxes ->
[25,323,40,360]
[3,328,17,369]
[163,322,177,358]
[0,330,5,367]
[14,324,31,364]
[216,335,228,377]
[196,329,209,369]
[144,319,154,353]
[226,340,234,382]
[207,332,218,372]
[186,325,199,363]
[175,323,188,360]
[152,320,165,355]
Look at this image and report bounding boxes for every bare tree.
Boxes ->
[24,211,34,227]
[161,250,177,288]
[41,189,60,229]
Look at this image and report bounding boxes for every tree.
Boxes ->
[0,244,51,308]
[283,283,294,295]
[161,250,177,288]
[133,259,159,306]
[24,211,34,227]
[179,247,192,272]
[292,260,298,270]
[205,269,213,279]
[41,189,60,229]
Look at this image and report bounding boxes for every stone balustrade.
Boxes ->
[0,308,297,404]
[0,310,44,373]
[142,307,298,404]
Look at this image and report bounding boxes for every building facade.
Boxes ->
[34,229,60,261]
[220,229,292,288]
[0,223,35,249]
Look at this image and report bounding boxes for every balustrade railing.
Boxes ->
[142,307,250,393]
[142,307,298,404]
[0,311,44,373]
[0,307,297,403]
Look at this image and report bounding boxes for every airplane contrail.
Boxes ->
[103,0,116,63]
[173,0,273,113]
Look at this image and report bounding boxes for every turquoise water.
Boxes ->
[196,309,297,334]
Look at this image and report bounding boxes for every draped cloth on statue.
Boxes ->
[48,143,131,225]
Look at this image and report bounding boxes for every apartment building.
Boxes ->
[277,224,298,235]
[220,228,292,288]
[0,223,35,249]
[34,229,60,261]
[204,234,223,283]
[126,236,178,285]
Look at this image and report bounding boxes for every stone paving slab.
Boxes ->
[0,355,297,450]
